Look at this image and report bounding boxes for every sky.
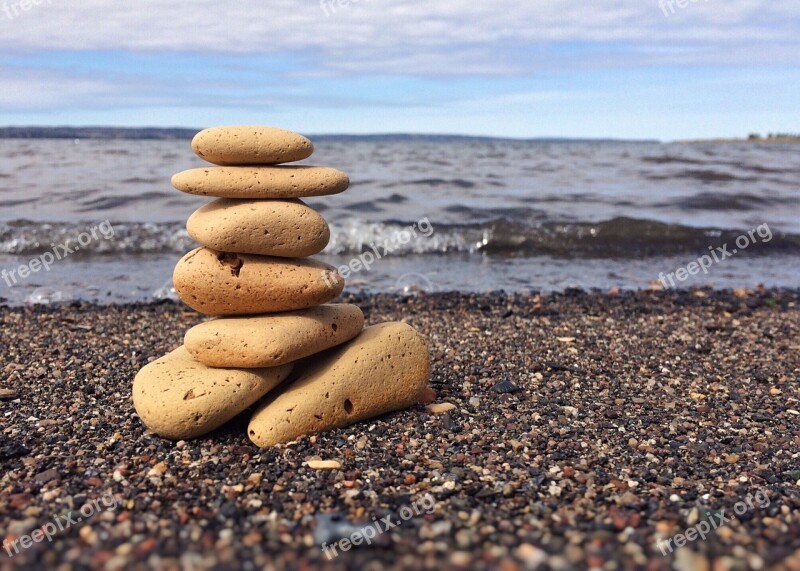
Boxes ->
[0,0,798,140]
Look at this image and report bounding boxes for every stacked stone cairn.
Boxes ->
[133,126,431,447]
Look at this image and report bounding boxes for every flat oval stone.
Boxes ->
[187,199,330,258]
[185,304,365,368]
[173,247,344,316]
[192,126,313,165]
[133,346,293,440]
[247,322,431,447]
[171,166,349,198]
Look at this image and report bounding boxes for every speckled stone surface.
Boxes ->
[191,126,313,166]
[132,346,293,440]
[173,247,343,316]
[248,322,430,447]
[185,304,364,368]
[172,166,350,199]
[186,198,330,258]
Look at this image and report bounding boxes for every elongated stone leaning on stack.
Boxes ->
[132,126,432,446]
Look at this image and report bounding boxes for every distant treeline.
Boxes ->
[748,133,800,140]
[0,127,199,140]
[309,134,654,144]
[0,127,658,144]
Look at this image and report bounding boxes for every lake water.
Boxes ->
[1,138,798,304]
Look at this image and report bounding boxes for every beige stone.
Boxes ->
[192,126,313,165]
[184,304,365,368]
[426,403,456,414]
[132,346,292,440]
[173,247,343,316]
[247,322,431,447]
[187,198,330,258]
[306,460,341,470]
[171,166,350,199]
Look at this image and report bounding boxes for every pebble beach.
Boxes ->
[4,4,800,571]
[1,289,799,570]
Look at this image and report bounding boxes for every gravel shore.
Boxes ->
[1,289,799,570]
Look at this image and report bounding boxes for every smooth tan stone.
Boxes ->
[247,322,431,447]
[171,166,349,198]
[184,304,365,368]
[426,403,457,414]
[305,460,341,470]
[192,126,313,166]
[187,199,330,258]
[132,346,293,440]
[173,248,343,316]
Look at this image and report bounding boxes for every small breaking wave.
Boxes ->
[0,220,194,256]
[2,217,798,260]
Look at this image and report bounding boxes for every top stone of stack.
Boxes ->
[192,126,314,166]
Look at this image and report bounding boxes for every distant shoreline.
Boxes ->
[0,126,658,144]
[3,126,798,144]
[676,136,800,145]
[0,127,199,140]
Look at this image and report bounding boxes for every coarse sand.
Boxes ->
[1,289,799,570]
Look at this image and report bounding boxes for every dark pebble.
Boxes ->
[491,379,521,394]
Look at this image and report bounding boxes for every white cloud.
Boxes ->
[0,0,797,137]
[0,69,114,109]
[0,0,797,75]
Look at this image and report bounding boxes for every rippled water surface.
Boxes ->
[0,138,798,303]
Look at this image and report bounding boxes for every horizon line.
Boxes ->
[0,125,667,142]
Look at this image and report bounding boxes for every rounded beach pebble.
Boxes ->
[192,126,313,166]
[185,304,365,368]
[132,346,293,440]
[247,322,431,447]
[173,247,343,316]
[187,198,330,258]
[171,166,350,199]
